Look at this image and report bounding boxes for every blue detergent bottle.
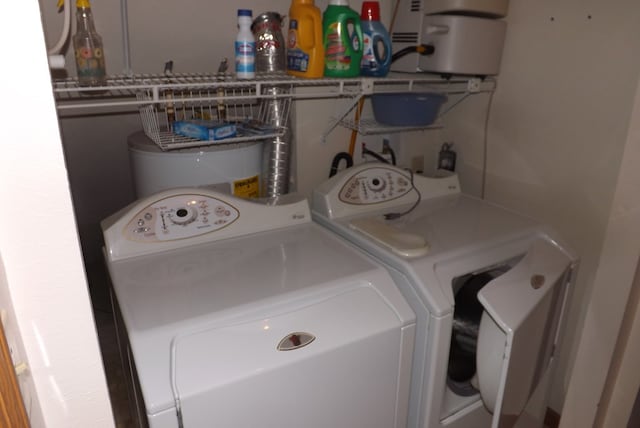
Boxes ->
[359,1,392,77]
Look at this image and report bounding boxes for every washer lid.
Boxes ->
[475,239,573,428]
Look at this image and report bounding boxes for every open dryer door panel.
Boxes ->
[475,239,573,428]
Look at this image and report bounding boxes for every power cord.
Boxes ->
[480,88,496,200]
[384,168,422,220]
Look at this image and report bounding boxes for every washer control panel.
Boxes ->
[338,166,412,205]
[124,194,239,242]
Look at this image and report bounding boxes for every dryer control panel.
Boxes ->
[339,167,412,205]
[124,194,240,242]
[313,164,460,220]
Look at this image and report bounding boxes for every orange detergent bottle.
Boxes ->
[286,0,325,78]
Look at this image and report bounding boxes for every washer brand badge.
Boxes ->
[233,175,260,198]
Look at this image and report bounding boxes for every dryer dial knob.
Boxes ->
[367,176,387,193]
[170,206,198,225]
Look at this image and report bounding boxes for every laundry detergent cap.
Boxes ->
[329,0,349,5]
[76,0,91,8]
[361,1,381,20]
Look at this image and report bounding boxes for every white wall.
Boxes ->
[441,0,640,415]
[562,72,640,428]
[0,0,114,426]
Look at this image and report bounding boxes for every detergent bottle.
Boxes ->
[359,1,392,77]
[322,0,363,77]
[287,0,324,78]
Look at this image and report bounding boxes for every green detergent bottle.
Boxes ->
[323,0,363,77]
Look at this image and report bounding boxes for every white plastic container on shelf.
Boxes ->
[424,0,508,17]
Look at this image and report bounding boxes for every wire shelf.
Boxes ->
[52,72,496,147]
[52,72,495,109]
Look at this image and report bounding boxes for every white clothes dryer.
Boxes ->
[311,163,578,428]
[101,188,415,428]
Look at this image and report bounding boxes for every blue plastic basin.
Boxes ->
[371,92,448,126]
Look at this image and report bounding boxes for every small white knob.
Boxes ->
[48,55,66,69]
[14,362,28,376]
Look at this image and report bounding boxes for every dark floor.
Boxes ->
[95,308,135,428]
[88,257,135,427]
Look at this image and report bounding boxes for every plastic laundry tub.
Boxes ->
[371,92,447,126]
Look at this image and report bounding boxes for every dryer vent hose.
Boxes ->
[329,152,354,178]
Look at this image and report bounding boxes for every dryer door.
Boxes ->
[475,239,573,428]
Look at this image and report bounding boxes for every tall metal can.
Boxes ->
[251,12,286,73]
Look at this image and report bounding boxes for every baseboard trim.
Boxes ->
[545,407,561,428]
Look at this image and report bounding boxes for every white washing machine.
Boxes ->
[312,164,578,428]
[128,131,263,198]
[101,188,416,428]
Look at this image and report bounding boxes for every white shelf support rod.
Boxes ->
[120,0,132,76]
[322,93,365,143]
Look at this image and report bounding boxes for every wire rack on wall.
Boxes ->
[137,81,292,151]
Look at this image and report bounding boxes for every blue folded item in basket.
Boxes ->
[173,120,237,141]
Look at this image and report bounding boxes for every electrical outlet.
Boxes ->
[356,135,400,165]
[467,78,481,93]
[411,155,424,174]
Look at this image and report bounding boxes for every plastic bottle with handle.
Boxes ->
[287,0,325,78]
[360,1,392,77]
[322,0,363,77]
